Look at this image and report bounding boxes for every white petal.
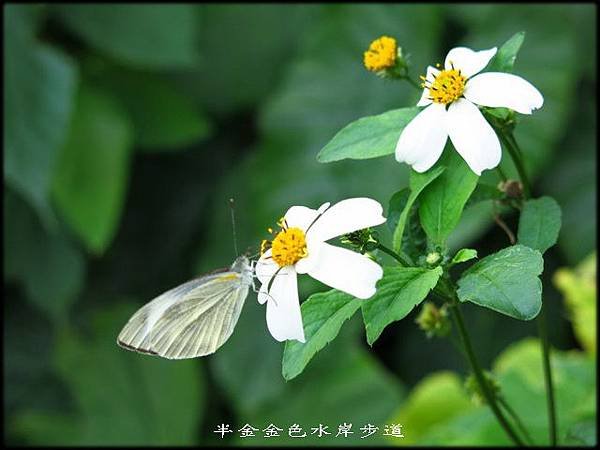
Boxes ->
[416,66,440,106]
[447,99,502,176]
[464,72,544,114]
[307,243,383,299]
[395,103,448,173]
[307,197,386,243]
[283,205,319,231]
[256,250,278,304]
[445,47,497,78]
[264,266,305,342]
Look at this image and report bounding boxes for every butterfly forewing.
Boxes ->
[117,259,251,359]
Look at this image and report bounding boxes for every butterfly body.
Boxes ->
[117,255,253,359]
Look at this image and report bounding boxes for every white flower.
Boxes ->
[395,46,544,175]
[256,197,386,343]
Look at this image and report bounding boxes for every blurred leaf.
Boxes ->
[12,304,204,445]
[486,31,525,73]
[564,419,597,446]
[517,196,562,254]
[554,253,596,355]
[540,90,596,264]
[4,190,85,323]
[4,4,77,227]
[316,107,419,163]
[174,4,320,115]
[418,148,479,247]
[397,338,596,445]
[362,266,443,345]
[51,84,133,255]
[451,248,478,265]
[282,289,361,381]
[240,322,405,446]
[386,372,475,445]
[54,4,200,69]
[457,245,543,320]
[464,182,503,209]
[95,69,211,151]
[392,166,445,253]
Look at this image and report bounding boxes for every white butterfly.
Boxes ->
[117,255,254,359]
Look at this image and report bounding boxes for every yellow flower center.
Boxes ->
[363,36,397,72]
[422,68,466,105]
[270,227,308,267]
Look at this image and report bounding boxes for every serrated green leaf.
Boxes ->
[282,289,362,380]
[419,148,479,246]
[457,245,544,320]
[317,107,419,163]
[362,266,443,345]
[54,5,200,69]
[486,31,525,73]
[517,196,562,254]
[451,248,478,265]
[393,166,445,253]
[52,85,133,255]
[4,5,77,227]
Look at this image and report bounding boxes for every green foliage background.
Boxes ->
[3,3,596,446]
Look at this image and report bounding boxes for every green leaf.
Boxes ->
[362,266,443,345]
[486,31,525,72]
[451,248,478,265]
[53,5,200,69]
[387,189,428,263]
[96,70,211,151]
[419,148,479,246]
[4,190,85,323]
[52,85,133,255]
[391,338,596,445]
[4,5,77,227]
[316,107,419,163]
[457,245,544,320]
[386,372,476,444]
[11,304,204,445]
[393,166,445,253]
[517,196,562,254]
[282,289,362,380]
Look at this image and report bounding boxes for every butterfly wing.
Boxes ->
[117,271,250,359]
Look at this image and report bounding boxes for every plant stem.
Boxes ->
[404,76,421,90]
[498,128,558,446]
[537,304,557,446]
[448,296,525,446]
[496,131,532,198]
[375,243,413,266]
[498,396,535,446]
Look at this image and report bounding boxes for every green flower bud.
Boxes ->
[415,302,451,338]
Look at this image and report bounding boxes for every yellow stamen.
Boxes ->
[363,36,397,72]
[271,227,308,267]
[426,68,466,105]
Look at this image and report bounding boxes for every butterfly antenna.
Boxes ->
[229,198,239,256]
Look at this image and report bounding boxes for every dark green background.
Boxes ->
[4,3,596,446]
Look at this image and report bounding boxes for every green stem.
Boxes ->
[496,130,532,198]
[375,243,413,266]
[498,396,535,446]
[497,128,558,446]
[448,297,525,446]
[404,75,421,90]
[537,304,557,446]
[496,165,508,182]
